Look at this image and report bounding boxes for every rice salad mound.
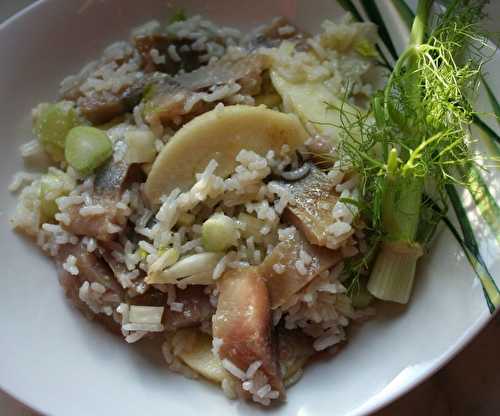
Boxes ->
[10,12,380,406]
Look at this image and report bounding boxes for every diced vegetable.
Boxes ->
[124,129,156,164]
[144,105,308,204]
[128,305,164,324]
[202,214,238,252]
[34,102,79,161]
[145,252,222,284]
[149,247,180,274]
[367,242,423,304]
[65,126,113,176]
[39,168,75,222]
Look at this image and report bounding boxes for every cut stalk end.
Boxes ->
[367,242,423,304]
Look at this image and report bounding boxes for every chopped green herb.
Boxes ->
[169,9,187,24]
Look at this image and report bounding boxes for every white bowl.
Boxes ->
[0,1,499,415]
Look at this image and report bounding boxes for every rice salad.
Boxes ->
[10,13,380,406]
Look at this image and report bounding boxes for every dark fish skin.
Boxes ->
[134,35,206,75]
[63,161,146,242]
[78,86,144,125]
[213,267,285,398]
[143,52,267,126]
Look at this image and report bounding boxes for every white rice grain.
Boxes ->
[221,359,246,380]
[62,255,79,276]
[167,44,181,62]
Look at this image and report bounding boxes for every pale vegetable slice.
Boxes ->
[145,252,222,284]
[173,329,228,383]
[144,105,309,204]
[270,70,358,142]
[128,305,164,324]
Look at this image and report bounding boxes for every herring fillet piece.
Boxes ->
[213,267,284,397]
[259,229,341,309]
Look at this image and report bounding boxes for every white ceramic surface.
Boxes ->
[0,1,498,415]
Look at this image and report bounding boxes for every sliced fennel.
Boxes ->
[334,0,499,307]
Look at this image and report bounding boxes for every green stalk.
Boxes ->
[377,0,500,311]
[409,0,432,47]
[367,241,423,303]
[368,173,425,303]
[366,0,434,303]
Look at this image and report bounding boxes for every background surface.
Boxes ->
[1,1,499,415]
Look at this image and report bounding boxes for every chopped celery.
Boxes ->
[34,102,79,161]
[151,248,180,273]
[39,168,75,222]
[367,242,423,304]
[65,126,113,176]
[202,214,238,252]
[128,305,164,324]
[124,129,157,164]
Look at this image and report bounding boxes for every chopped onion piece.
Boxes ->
[129,305,164,324]
[146,252,223,284]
